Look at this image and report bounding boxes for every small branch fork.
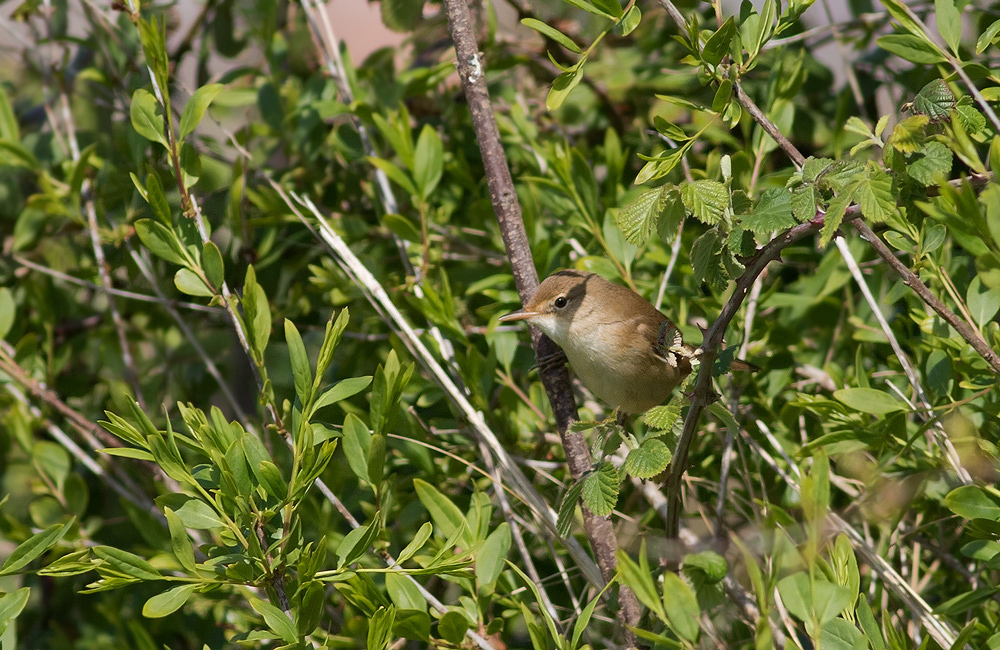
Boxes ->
[441,0,642,642]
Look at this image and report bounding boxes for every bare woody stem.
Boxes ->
[441,0,642,640]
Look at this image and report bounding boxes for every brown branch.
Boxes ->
[851,219,1000,374]
[441,0,641,642]
[665,219,824,537]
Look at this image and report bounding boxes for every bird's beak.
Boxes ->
[498,309,538,323]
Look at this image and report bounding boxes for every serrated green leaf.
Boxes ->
[143,584,197,618]
[179,83,224,140]
[623,439,672,479]
[681,179,728,225]
[581,462,619,516]
[130,89,168,149]
[617,187,665,245]
[889,115,928,153]
[521,18,582,53]
[819,184,857,247]
[908,141,952,185]
[742,188,796,233]
[643,404,680,430]
[791,185,817,222]
[856,167,894,223]
[912,79,955,122]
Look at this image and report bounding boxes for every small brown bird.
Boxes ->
[499,269,754,413]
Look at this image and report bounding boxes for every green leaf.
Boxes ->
[166,497,226,529]
[0,83,18,141]
[911,79,955,122]
[368,157,417,197]
[367,432,386,488]
[142,584,198,618]
[819,184,857,248]
[821,617,864,650]
[475,523,510,591]
[856,598,887,650]
[144,172,172,225]
[0,588,30,635]
[130,88,169,149]
[0,288,14,340]
[414,479,472,548]
[833,387,905,415]
[336,519,380,568]
[561,0,616,19]
[546,62,585,111]
[413,124,443,201]
[681,180,728,225]
[249,596,298,644]
[619,5,641,35]
[889,115,928,153]
[712,79,733,113]
[946,486,1000,520]
[855,167,894,224]
[622,439,672,479]
[791,185,817,222]
[581,462,619,516]
[134,219,187,266]
[967,276,1000,326]
[617,187,666,245]
[742,188,796,233]
[877,34,946,64]
[284,319,312,407]
[174,268,214,297]
[702,17,735,67]
[908,141,952,185]
[368,606,397,649]
[164,507,196,573]
[93,546,162,580]
[179,83,224,140]
[243,265,271,359]
[0,519,74,575]
[521,18,581,53]
[662,572,700,641]
[683,550,727,582]
[556,474,587,537]
[635,146,688,185]
[438,610,470,644]
[342,413,372,482]
[0,140,39,169]
[311,376,373,413]
[395,522,433,566]
[976,18,1000,53]
[616,550,666,619]
[201,240,224,289]
[642,404,680,430]
[933,0,961,55]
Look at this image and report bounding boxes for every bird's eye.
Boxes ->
[554,296,568,309]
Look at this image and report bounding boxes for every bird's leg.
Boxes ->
[534,347,568,374]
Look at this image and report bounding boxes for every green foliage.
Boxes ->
[1,0,999,648]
